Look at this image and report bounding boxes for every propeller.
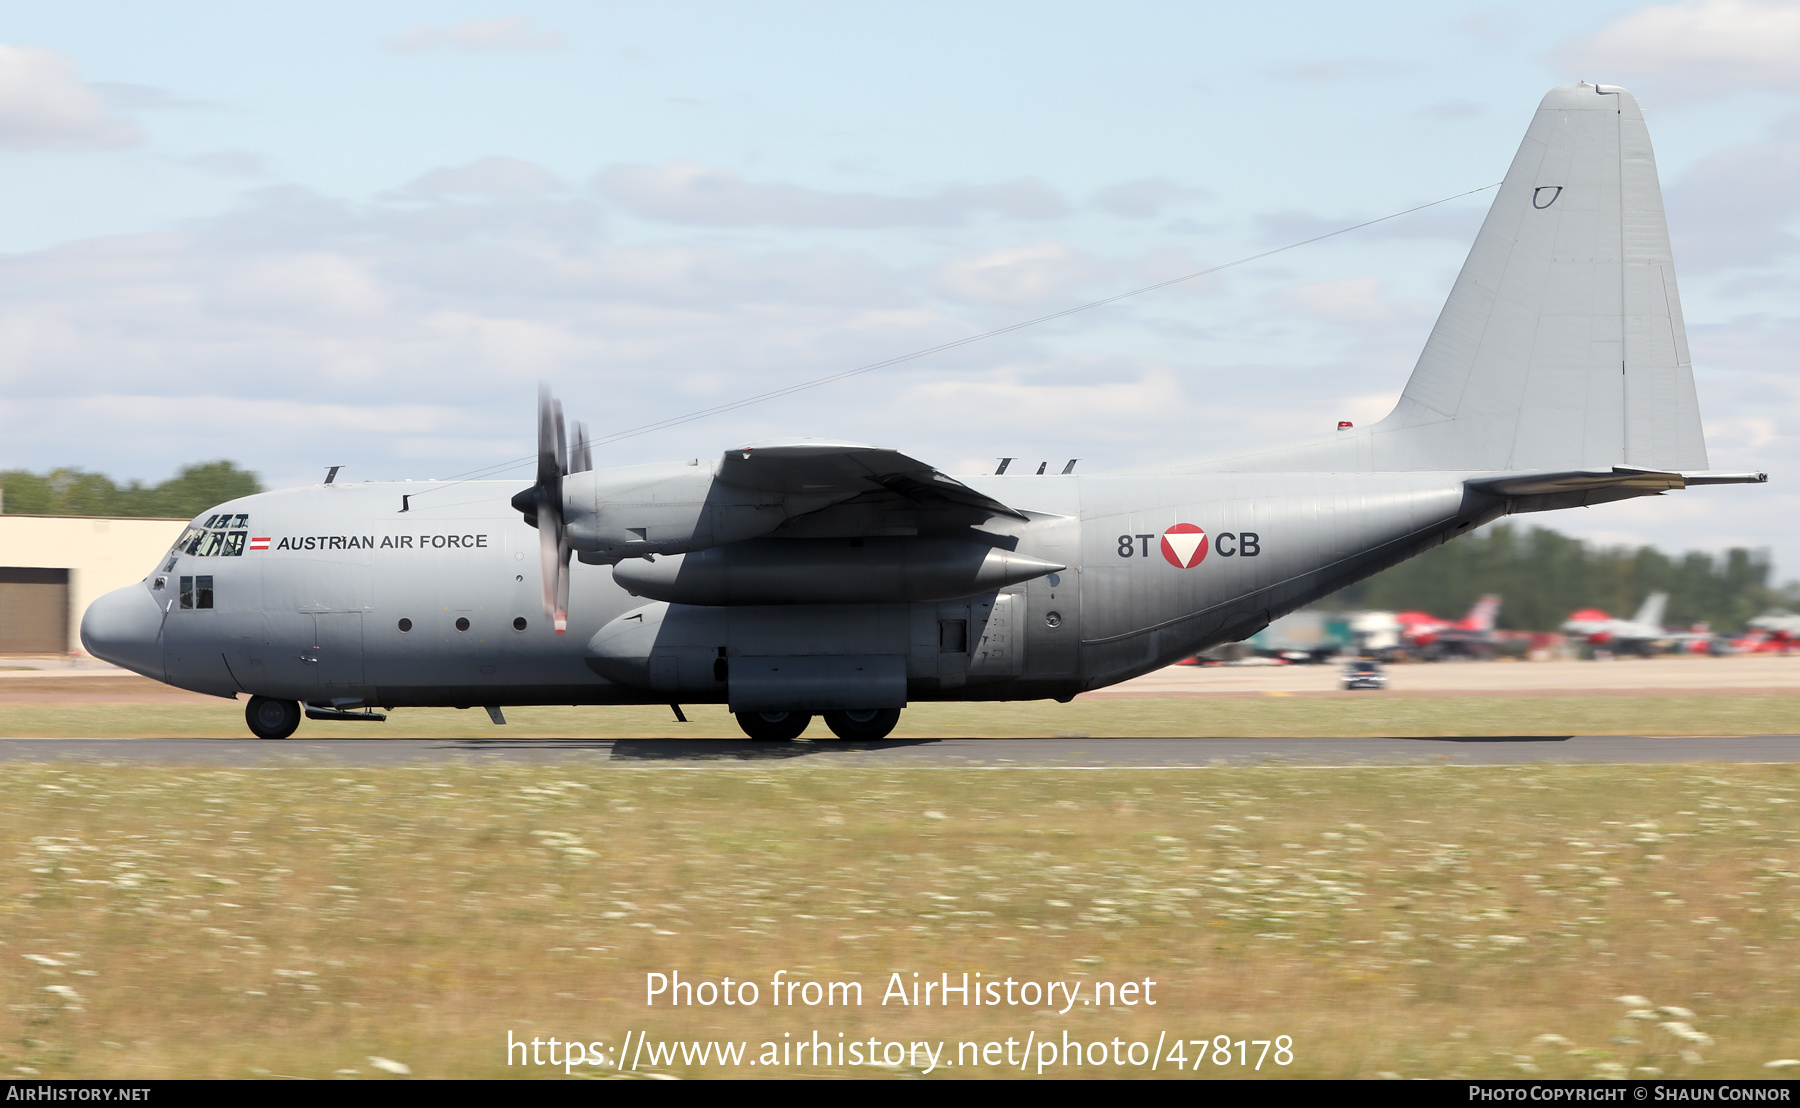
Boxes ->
[510,386,590,636]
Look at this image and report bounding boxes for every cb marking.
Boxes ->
[1116,527,1259,562]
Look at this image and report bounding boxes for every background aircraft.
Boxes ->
[81,83,1766,741]
[1561,593,1672,654]
[1395,595,1501,657]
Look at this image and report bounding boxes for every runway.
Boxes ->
[1,734,1794,766]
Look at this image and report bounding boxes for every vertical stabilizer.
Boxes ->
[1463,594,1502,633]
[1376,83,1707,472]
[1633,591,1668,629]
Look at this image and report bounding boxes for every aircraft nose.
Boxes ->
[80,585,165,681]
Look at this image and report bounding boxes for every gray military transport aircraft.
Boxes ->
[81,83,1765,741]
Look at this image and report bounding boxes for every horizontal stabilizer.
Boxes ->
[1467,467,1765,513]
[1469,467,1766,496]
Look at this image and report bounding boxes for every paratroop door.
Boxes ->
[313,613,364,686]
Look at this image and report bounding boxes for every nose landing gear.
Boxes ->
[246,695,301,740]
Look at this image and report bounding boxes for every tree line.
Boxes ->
[0,463,1786,632]
[0,462,262,521]
[1327,522,1787,633]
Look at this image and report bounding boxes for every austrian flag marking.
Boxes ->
[248,537,271,551]
[1160,523,1208,569]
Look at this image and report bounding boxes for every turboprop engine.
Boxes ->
[612,536,1063,606]
[513,388,1052,626]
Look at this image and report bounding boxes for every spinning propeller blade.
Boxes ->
[512,385,576,635]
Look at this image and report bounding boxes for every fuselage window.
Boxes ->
[179,576,194,609]
[184,530,207,555]
[195,575,214,610]
[197,532,224,557]
[229,514,248,528]
[221,532,246,557]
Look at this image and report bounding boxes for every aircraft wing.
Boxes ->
[715,440,1029,520]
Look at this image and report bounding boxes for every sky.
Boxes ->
[1,1,1797,578]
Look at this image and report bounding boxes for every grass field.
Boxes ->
[6,692,1800,739]
[1,760,1796,1079]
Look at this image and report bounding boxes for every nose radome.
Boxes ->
[80,584,166,682]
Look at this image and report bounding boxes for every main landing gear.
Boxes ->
[732,708,902,741]
[246,695,301,741]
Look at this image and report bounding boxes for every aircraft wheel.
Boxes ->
[245,696,301,740]
[734,710,812,741]
[822,708,901,741]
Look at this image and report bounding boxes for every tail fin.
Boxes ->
[1462,594,1501,632]
[1633,591,1668,628]
[1376,82,1706,473]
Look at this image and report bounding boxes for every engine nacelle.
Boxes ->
[611,537,1063,605]
[560,462,838,564]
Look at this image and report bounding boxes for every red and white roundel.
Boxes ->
[1160,523,1208,568]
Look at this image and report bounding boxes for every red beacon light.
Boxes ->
[1337,421,1354,430]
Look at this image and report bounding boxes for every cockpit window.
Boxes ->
[174,517,253,557]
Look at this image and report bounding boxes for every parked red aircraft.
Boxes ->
[1395,595,1501,651]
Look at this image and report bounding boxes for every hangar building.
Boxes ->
[0,516,187,654]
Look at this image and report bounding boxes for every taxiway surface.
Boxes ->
[0,734,1794,766]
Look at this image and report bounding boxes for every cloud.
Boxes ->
[1091,178,1210,219]
[1665,114,1800,269]
[389,16,563,53]
[1559,0,1800,97]
[398,156,563,200]
[936,242,1099,305]
[0,44,139,150]
[595,160,1066,227]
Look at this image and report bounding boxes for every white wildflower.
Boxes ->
[1661,1022,1713,1047]
[922,811,947,820]
[1614,995,1652,1007]
[42,985,81,1001]
[1592,1062,1628,1079]
[367,1056,411,1076]
[1657,1006,1696,1021]
[1765,1060,1800,1069]
[1531,1034,1571,1048]
[23,955,62,967]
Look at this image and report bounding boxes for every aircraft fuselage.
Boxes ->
[102,470,1497,710]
